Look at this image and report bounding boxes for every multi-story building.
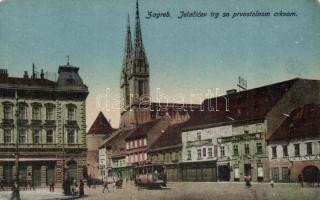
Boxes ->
[267,104,320,183]
[218,122,268,182]
[181,123,232,181]
[86,112,114,180]
[0,62,88,187]
[148,123,185,181]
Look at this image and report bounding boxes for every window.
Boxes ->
[197,132,201,140]
[126,142,129,150]
[3,105,13,119]
[220,146,225,157]
[233,145,239,156]
[4,129,12,144]
[138,80,143,97]
[282,167,289,182]
[271,168,279,182]
[18,129,26,144]
[208,147,213,158]
[294,144,300,157]
[67,130,75,144]
[32,130,40,144]
[46,107,54,120]
[18,106,27,120]
[203,148,206,157]
[257,163,263,178]
[306,142,312,155]
[197,149,201,159]
[244,130,249,134]
[67,107,76,121]
[283,145,288,157]
[143,138,147,146]
[46,130,54,144]
[32,106,41,120]
[272,146,277,158]
[245,144,250,155]
[256,142,262,154]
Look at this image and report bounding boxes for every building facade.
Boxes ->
[181,124,232,181]
[218,121,268,182]
[268,104,320,183]
[86,112,114,180]
[0,63,88,187]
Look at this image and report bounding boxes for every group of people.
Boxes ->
[62,176,84,197]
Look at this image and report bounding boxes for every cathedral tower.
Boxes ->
[120,0,151,129]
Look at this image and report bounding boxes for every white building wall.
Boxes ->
[182,125,232,162]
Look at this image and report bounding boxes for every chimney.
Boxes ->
[0,69,8,77]
[226,89,237,95]
[23,71,29,78]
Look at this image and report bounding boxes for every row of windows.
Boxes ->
[272,142,320,158]
[233,143,263,156]
[188,147,214,160]
[2,129,77,144]
[126,138,147,150]
[271,167,290,182]
[128,152,147,163]
[2,103,76,121]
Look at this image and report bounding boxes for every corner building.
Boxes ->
[0,62,88,187]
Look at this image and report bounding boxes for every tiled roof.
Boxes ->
[184,78,299,129]
[125,119,161,141]
[87,112,115,135]
[0,77,56,87]
[268,104,320,141]
[149,122,185,150]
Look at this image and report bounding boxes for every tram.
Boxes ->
[133,164,167,188]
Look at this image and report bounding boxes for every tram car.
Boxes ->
[133,164,167,188]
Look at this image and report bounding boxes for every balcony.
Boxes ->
[44,120,56,126]
[66,120,77,126]
[31,120,42,126]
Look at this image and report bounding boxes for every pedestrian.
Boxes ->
[49,181,55,192]
[298,174,304,187]
[79,179,84,197]
[102,176,110,193]
[245,175,251,188]
[0,180,4,191]
[270,179,274,188]
[10,180,20,200]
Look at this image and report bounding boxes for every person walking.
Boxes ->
[49,181,55,192]
[102,176,110,193]
[298,174,304,187]
[10,180,20,200]
[79,179,84,197]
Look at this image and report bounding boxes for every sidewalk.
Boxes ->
[0,188,80,200]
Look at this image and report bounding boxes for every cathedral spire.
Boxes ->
[123,14,132,66]
[134,0,145,59]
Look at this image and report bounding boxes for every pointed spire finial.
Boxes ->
[67,55,70,65]
[123,14,132,66]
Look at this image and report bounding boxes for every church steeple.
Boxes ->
[123,14,132,67]
[134,0,146,59]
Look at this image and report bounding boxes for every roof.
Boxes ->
[0,77,56,87]
[87,112,115,135]
[125,119,161,141]
[149,122,186,150]
[184,78,299,129]
[268,104,320,141]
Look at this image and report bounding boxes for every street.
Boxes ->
[0,181,319,200]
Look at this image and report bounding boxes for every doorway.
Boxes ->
[244,164,252,176]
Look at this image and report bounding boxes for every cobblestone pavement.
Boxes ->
[0,182,319,200]
[81,181,320,200]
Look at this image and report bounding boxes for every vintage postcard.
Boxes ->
[0,0,319,199]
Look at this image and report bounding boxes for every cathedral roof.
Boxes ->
[87,112,115,135]
[268,103,320,141]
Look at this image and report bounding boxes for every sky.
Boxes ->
[0,0,320,129]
